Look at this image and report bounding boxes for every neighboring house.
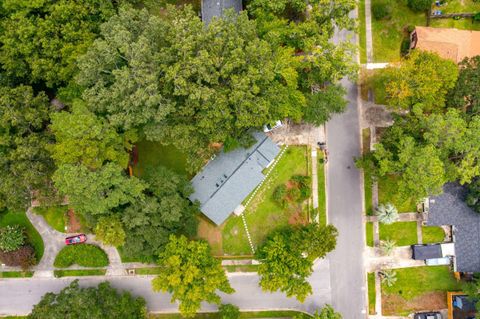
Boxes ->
[189,132,280,225]
[426,183,480,273]
[410,26,480,63]
[447,292,477,319]
[201,0,242,24]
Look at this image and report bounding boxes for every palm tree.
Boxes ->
[380,269,397,287]
[380,238,396,256]
[375,203,399,224]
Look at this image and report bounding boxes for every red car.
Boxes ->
[65,234,87,245]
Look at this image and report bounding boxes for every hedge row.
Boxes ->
[54,244,108,268]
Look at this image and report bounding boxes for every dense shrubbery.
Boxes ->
[372,1,392,20]
[0,245,36,269]
[407,0,433,11]
[272,175,311,207]
[0,225,25,252]
[54,244,108,268]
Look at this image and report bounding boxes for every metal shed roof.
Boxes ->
[201,0,242,24]
[412,244,443,260]
[189,132,280,225]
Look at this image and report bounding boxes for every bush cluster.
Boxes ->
[272,175,312,207]
[372,0,392,20]
[54,244,109,268]
[0,245,36,269]
[0,225,25,252]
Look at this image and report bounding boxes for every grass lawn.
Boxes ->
[366,222,374,247]
[133,140,189,177]
[430,18,480,30]
[54,244,109,268]
[33,206,67,233]
[379,222,418,246]
[422,226,445,244]
[222,146,309,255]
[362,128,374,215]
[371,0,426,62]
[0,211,44,262]
[150,311,311,319]
[0,271,34,278]
[54,269,106,277]
[435,0,480,13]
[224,264,258,272]
[378,175,418,213]
[382,266,462,316]
[135,267,163,275]
[368,272,376,314]
[358,0,367,63]
[317,151,327,225]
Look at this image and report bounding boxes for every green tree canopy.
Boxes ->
[152,235,234,317]
[407,0,433,12]
[29,280,147,319]
[380,51,458,112]
[256,224,337,301]
[0,85,54,211]
[218,304,240,319]
[448,56,480,114]
[120,166,198,262]
[294,305,342,319]
[0,0,116,88]
[95,215,126,247]
[49,101,130,170]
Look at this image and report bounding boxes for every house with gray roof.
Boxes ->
[189,132,280,225]
[427,183,480,273]
[201,0,242,24]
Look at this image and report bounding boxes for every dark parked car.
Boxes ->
[65,234,87,245]
[414,312,442,319]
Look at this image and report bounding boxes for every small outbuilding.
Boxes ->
[201,0,242,24]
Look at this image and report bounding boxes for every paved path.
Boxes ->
[0,259,332,316]
[327,12,367,318]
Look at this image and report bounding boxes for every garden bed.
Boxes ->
[221,146,310,255]
[379,221,418,246]
[54,244,108,268]
[0,211,44,262]
[382,266,462,316]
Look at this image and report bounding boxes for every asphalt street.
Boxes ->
[326,15,367,319]
[0,259,331,316]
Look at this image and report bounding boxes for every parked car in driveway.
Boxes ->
[65,234,87,245]
[414,312,442,319]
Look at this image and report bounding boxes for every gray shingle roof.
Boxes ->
[189,132,280,225]
[427,183,480,272]
[411,244,443,260]
[201,0,242,24]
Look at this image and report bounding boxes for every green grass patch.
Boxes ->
[358,0,367,63]
[362,128,374,215]
[33,206,67,233]
[382,266,462,316]
[133,140,189,177]
[371,0,426,62]
[0,211,44,262]
[368,272,376,314]
[422,226,445,244]
[379,221,418,246]
[0,271,34,278]
[54,244,108,268]
[150,310,311,319]
[435,0,480,13]
[222,146,309,255]
[134,267,163,275]
[317,151,327,225]
[430,18,480,30]
[378,175,417,213]
[366,222,374,247]
[54,269,106,277]
[224,264,258,272]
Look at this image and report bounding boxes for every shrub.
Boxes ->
[288,187,302,203]
[219,303,240,319]
[95,216,126,247]
[375,203,399,224]
[54,244,108,268]
[291,175,312,201]
[372,1,392,20]
[0,225,25,252]
[272,184,288,207]
[400,38,411,56]
[0,245,36,269]
[407,0,433,12]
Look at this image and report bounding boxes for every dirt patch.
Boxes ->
[196,216,223,256]
[66,209,82,233]
[383,292,447,316]
[288,208,308,225]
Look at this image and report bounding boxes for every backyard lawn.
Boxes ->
[33,206,67,233]
[368,272,376,315]
[133,140,189,177]
[0,211,44,261]
[422,226,445,244]
[382,266,463,316]
[379,221,418,246]
[371,0,426,62]
[221,146,310,255]
[378,175,418,213]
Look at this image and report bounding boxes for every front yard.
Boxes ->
[382,266,462,316]
[32,206,68,233]
[378,175,418,213]
[379,221,418,246]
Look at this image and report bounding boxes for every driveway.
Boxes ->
[0,259,331,316]
[326,12,367,319]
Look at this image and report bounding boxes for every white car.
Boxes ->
[263,120,283,133]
